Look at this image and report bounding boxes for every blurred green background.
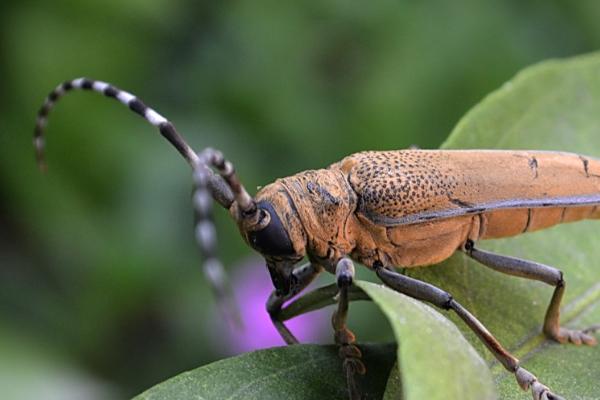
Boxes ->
[3,1,600,398]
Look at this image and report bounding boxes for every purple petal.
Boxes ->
[217,258,330,355]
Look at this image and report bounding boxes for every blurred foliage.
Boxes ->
[3,1,600,398]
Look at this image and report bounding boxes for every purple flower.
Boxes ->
[217,258,330,355]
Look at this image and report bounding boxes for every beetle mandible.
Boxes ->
[34,78,600,400]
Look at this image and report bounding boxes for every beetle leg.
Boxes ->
[333,258,365,400]
[374,262,565,400]
[266,293,299,344]
[463,240,598,346]
[266,262,321,345]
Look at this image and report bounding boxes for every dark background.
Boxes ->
[2,1,600,398]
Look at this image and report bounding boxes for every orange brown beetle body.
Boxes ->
[34,78,599,400]
[246,149,600,271]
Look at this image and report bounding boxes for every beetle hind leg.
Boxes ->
[463,240,598,346]
[333,258,365,400]
[373,263,566,400]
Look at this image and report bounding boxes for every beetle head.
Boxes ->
[231,182,307,296]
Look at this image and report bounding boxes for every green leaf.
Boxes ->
[356,281,496,400]
[133,343,396,400]
[134,281,494,400]
[399,51,600,399]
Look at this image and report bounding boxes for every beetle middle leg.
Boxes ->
[266,262,321,344]
[333,258,365,400]
[374,262,565,400]
[463,239,598,346]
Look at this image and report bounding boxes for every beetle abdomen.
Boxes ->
[481,205,600,239]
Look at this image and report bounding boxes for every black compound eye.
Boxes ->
[248,201,295,256]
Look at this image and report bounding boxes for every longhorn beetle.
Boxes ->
[34,78,600,400]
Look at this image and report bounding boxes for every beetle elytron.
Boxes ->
[34,78,600,400]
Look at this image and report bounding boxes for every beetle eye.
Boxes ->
[247,201,295,256]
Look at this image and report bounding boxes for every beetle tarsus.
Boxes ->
[549,326,598,346]
[343,356,363,400]
[515,367,565,400]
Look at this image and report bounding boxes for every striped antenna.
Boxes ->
[33,77,255,327]
[34,77,200,170]
[190,148,260,328]
[197,148,256,215]
[193,160,242,328]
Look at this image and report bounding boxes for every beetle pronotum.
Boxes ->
[34,78,599,400]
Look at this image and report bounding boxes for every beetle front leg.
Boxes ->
[266,293,299,344]
[374,262,565,400]
[463,240,598,346]
[266,262,321,345]
[333,258,365,400]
